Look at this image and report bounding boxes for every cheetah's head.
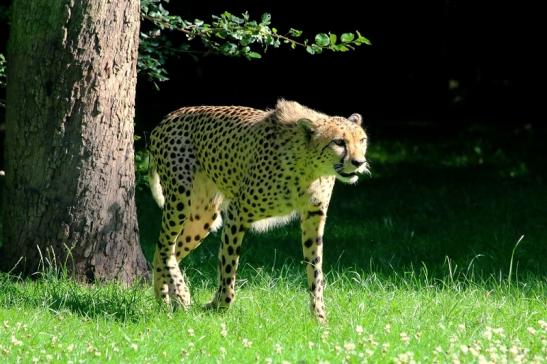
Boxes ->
[275,99,369,184]
[299,113,369,184]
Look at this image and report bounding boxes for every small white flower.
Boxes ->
[130,343,138,351]
[469,345,480,357]
[460,344,469,354]
[220,323,228,337]
[365,334,379,347]
[384,324,391,333]
[509,345,520,356]
[355,325,364,335]
[400,332,410,344]
[242,338,252,348]
[457,324,466,332]
[538,319,547,330]
[394,351,415,364]
[187,328,195,337]
[274,343,283,354]
[11,335,22,346]
[344,342,356,351]
[492,327,505,336]
[527,327,537,335]
[482,327,493,341]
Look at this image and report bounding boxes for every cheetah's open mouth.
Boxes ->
[334,163,359,178]
[337,171,359,178]
[334,163,359,179]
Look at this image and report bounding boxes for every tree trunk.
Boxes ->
[1,0,149,283]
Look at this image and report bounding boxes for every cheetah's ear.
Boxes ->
[298,118,315,141]
[348,113,363,126]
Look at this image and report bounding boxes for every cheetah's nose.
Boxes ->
[351,159,366,167]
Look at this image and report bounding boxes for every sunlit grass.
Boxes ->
[0,268,545,363]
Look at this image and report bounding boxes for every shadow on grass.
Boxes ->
[137,156,547,282]
[0,271,161,322]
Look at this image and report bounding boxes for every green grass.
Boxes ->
[1,123,547,362]
[1,269,546,363]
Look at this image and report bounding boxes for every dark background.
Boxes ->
[134,0,545,129]
[0,0,545,162]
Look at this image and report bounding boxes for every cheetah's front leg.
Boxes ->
[300,208,328,324]
[206,204,246,309]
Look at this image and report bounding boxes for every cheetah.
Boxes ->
[148,99,369,323]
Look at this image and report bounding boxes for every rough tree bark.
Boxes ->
[1,0,149,283]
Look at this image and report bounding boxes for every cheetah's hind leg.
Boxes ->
[174,173,223,262]
[153,182,193,309]
[173,174,223,307]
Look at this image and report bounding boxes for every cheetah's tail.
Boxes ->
[148,154,165,209]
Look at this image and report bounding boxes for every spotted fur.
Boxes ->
[149,99,369,323]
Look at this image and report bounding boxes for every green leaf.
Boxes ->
[247,51,262,59]
[314,33,330,47]
[341,33,354,43]
[261,13,271,25]
[137,4,370,85]
[311,44,323,54]
[289,28,303,37]
[230,13,244,24]
[356,31,372,45]
[219,42,237,55]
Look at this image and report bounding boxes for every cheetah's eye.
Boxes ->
[332,139,346,147]
[360,138,367,143]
